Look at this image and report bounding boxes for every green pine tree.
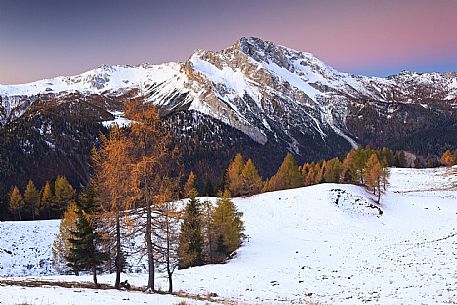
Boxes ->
[395,151,407,167]
[66,207,107,288]
[204,179,215,197]
[178,196,204,269]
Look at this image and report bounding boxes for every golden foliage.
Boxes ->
[266,153,303,192]
[226,153,245,196]
[8,186,24,220]
[363,153,389,203]
[23,180,40,220]
[240,159,263,196]
[184,171,199,198]
[52,203,78,274]
[441,150,455,166]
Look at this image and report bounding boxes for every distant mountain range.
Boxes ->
[1,37,457,194]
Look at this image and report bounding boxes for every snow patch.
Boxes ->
[0,64,182,97]
[102,111,132,128]
[259,60,322,102]
[190,55,262,109]
[330,188,383,216]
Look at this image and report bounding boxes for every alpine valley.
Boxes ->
[1,37,457,194]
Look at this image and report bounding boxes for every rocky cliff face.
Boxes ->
[1,37,457,193]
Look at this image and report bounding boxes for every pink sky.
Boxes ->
[1,0,456,84]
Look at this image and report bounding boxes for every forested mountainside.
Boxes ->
[1,37,457,195]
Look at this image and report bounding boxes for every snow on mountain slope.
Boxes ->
[239,37,392,102]
[2,37,456,151]
[0,63,192,127]
[0,63,183,96]
[101,110,133,128]
[1,167,457,304]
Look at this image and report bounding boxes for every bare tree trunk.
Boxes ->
[167,265,173,293]
[145,193,155,292]
[114,211,121,289]
[92,264,98,288]
[166,213,173,293]
[205,202,214,264]
[377,182,381,204]
[375,178,380,203]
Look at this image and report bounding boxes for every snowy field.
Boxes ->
[1,166,457,304]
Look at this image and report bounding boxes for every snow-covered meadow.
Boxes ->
[1,166,457,304]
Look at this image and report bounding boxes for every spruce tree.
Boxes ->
[380,147,395,166]
[204,179,215,197]
[395,151,407,167]
[216,234,228,258]
[0,196,6,221]
[178,196,204,269]
[66,208,107,287]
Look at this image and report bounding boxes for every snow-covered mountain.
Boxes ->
[2,37,456,149]
[1,37,457,193]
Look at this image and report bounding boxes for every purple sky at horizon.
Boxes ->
[1,0,457,84]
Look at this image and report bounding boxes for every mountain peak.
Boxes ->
[234,36,338,79]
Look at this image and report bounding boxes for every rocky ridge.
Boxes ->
[1,37,457,194]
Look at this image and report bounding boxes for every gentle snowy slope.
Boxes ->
[4,285,221,305]
[0,220,59,276]
[1,167,457,304]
